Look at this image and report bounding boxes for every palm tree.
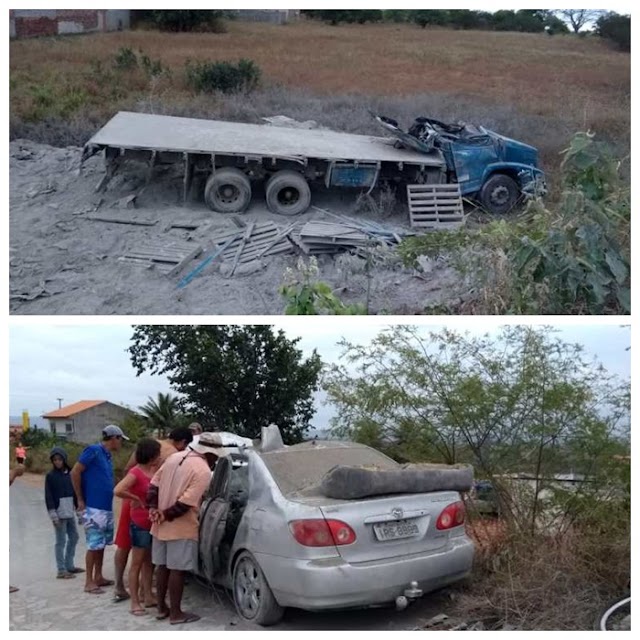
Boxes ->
[139,392,181,438]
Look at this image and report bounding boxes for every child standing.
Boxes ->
[114,438,161,616]
[45,447,83,579]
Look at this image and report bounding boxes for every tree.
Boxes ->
[138,392,182,438]
[554,9,604,33]
[596,12,631,51]
[323,326,629,533]
[409,10,449,28]
[129,326,323,443]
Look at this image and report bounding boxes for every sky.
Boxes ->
[9,322,630,430]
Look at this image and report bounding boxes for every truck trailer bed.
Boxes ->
[85,111,444,167]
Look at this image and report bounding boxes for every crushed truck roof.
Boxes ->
[86,111,445,166]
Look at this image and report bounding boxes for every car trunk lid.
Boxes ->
[318,491,461,563]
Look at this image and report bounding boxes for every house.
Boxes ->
[43,400,133,443]
[10,10,130,39]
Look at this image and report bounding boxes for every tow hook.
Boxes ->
[396,581,423,610]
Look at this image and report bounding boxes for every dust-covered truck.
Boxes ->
[82,111,546,217]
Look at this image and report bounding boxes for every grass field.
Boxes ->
[10,20,630,172]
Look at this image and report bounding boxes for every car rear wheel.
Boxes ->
[204,168,252,214]
[233,551,284,626]
[479,174,520,215]
[265,170,311,216]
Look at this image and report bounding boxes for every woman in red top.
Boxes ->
[114,438,161,616]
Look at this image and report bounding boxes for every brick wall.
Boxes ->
[10,10,129,39]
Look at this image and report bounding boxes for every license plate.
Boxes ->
[373,519,419,541]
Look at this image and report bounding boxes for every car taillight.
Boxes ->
[289,519,356,547]
[436,501,465,530]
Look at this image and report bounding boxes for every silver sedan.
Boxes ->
[195,437,474,626]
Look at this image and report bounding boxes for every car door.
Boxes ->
[198,457,232,583]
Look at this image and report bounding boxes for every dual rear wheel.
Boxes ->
[204,168,311,216]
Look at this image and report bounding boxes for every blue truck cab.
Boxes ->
[376,115,546,215]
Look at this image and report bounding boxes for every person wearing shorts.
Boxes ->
[71,424,128,594]
[147,434,222,625]
[112,427,194,602]
[115,438,161,616]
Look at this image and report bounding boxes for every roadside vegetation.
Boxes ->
[324,325,630,629]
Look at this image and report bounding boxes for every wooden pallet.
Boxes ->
[119,239,202,275]
[407,184,465,229]
[217,221,295,267]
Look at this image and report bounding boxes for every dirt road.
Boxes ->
[9,140,459,315]
[9,478,451,631]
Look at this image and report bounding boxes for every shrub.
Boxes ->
[113,47,137,70]
[596,12,631,51]
[148,10,226,33]
[185,59,261,94]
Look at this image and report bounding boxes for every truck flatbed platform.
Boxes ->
[86,111,444,167]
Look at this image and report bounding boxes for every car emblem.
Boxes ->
[391,507,403,520]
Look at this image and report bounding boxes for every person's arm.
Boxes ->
[124,450,137,474]
[70,462,86,511]
[9,466,24,486]
[44,474,61,525]
[162,467,210,522]
[114,473,143,508]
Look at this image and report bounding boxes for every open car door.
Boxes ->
[197,456,233,583]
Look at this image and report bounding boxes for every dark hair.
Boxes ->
[135,438,161,465]
[168,427,194,445]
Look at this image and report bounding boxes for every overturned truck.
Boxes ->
[83,111,545,216]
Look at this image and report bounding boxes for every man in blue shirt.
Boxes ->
[71,425,128,594]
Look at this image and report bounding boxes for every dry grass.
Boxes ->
[10,21,629,173]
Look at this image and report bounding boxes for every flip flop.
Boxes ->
[113,592,131,603]
[9,586,19,593]
[130,608,147,617]
[57,572,76,579]
[97,579,115,587]
[145,603,158,609]
[84,587,105,594]
[155,610,170,621]
[68,567,86,574]
[170,613,201,625]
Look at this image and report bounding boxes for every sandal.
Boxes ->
[113,592,131,603]
[155,610,170,620]
[57,572,76,579]
[170,612,201,625]
[68,567,85,574]
[97,579,115,587]
[84,586,105,594]
[9,586,19,593]
[130,608,147,617]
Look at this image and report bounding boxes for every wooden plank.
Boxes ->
[254,223,297,259]
[167,244,203,276]
[229,221,256,276]
[86,215,157,226]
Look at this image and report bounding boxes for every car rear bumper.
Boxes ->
[256,535,474,611]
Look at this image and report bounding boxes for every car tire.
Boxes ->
[204,168,252,214]
[233,551,284,626]
[479,174,520,215]
[265,171,311,216]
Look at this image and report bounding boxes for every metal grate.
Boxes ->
[407,183,465,229]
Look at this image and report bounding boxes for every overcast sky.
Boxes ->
[9,322,630,430]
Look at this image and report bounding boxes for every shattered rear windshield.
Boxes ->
[259,443,398,496]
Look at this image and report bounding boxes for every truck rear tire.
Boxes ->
[205,168,252,214]
[479,174,519,215]
[265,171,311,216]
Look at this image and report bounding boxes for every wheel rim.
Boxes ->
[490,185,511,207]
[235,558,261,618]
[217,183,240,204]
[277,186,300,207]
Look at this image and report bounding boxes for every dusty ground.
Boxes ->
[9,139,460,315]
[10,476,455,631]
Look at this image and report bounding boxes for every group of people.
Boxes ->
[36,420,225,625]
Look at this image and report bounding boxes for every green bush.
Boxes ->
[113,47,137,70]
[185,59,261,94]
